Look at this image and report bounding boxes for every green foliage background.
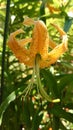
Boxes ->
[0,0,73,130]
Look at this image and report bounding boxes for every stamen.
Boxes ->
[34,53,60,103]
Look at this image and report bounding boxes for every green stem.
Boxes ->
[35,54,60,103]
[1,0,11,104]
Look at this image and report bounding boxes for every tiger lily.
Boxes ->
[8,17,68,103]
[8,17,68,68]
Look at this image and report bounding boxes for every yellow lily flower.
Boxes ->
[8,17,68,68]
[8,17,68,102]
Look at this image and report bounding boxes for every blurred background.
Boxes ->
[0,0,73,130]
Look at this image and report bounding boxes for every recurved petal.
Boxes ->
[8,29,31,64]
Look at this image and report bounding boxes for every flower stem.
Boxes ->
[35,54,60,103]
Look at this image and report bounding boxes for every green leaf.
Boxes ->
[0,85,27,126]
[64,16,73,32]
[40,1,46,23]
[60,121,68,130]
[21,99,32,129]
[61,62,73,70]
[64,103,73,109]
[52,116,60,130]
[32,109,43,130]
[41,69,59,98]
[58,74,73,92]
[49,104,73,123]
